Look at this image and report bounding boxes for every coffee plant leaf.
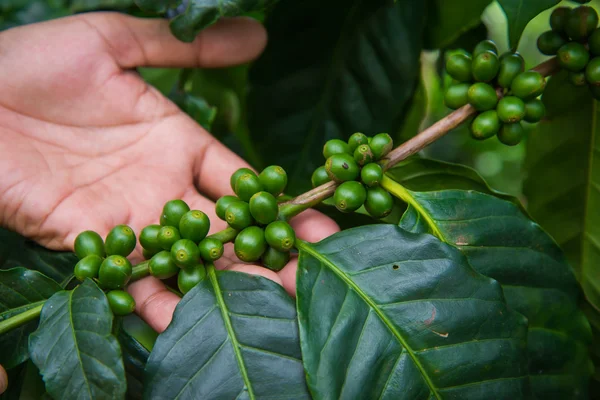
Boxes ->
[118,317,152,400]
[144,266,309,399]
[384,176,593,398]
[498,0,560,50]
[296,224,530,399]
[248,0,425,193]
[29,279,126,400]
[0,228,76,286]
[0,268,61,369]
[423,0,492,49]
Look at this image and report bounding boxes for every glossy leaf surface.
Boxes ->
[0,268,60,368]
[296,225,530,399]
[29,279,126,400]
[145,265,309,399]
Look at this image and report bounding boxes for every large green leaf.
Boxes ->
[145,265,309,399]
[0,228,76,285]
[498,0,560,49]
[382,175,593,398]
[119,317,153,400]
[423,0,492,49]
[296,225,530,399]
[0,268,60,369]
[29,279,126,400]
[248,0,425,193]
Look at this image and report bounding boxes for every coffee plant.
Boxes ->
[1,0,600,399]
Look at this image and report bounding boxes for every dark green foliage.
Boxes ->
[160,200,190,227]
[446,53,473,82]
[564,6,598,41]
[179,210,210,243]
[98,255,132,289]
[105,225,136,257]
[149,251,179,280]
[511,71,546,100]
[444,82,470,109]
[249,191,279,224]
[74,255,102,281]
[262,247,290,272]
[311,166,331,188]
[472,50,500,82]
[74,230,105,259]
[234,226,267,262]
[325,153,360,182]
[215,195,240,220]
[323,139,351,159]
[333,181,367,213]
[177,264,206,294]
[258,165,288,196]
[470,110,500,140]
[536,30,567,55]
[264,221,296,252]
[499,0,561,49]
[498,122,525,146]
[364,187,394,218]
[157,226,181,250]
[497,52,524,88]
[198,238,224,262]
[467,82,498,111]
[106,290,136,316]
[497,96,526,123]
[557,42,590,72]
[225,201,254,230]
[171,239,201,269]
[139,224,162,253]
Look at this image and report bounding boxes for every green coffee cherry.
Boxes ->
[536,31,567,56]
[565,6,598,41]
[473,40,498,57]
[105,225,136,257]
[323,139,351,159]
[470,110,501,140]
[74,230,105,259]
[589,29,600,56]
[364,187,394,219]
[590,85,600,100]
[149,251,179,279]
[557,42,590,72]
[249,191,279,225]
[198,238,224,262]
[179,210,210,242]
[348,132,369,152]
[157,226,181,250]
[334,181,367,213]
[353,144,374,166]
[98,255,132,290]
[225,201,254,230]
[143,249,157,260]
[498,123,525,146]
[446,53,472,82]
[74,255,103,281]
[311,166,331,188]
[234,226,267,262]
[178,264,206,294]
[160,200,190,227]
[569,71,587,86]
[444,83,470,109]
[361,163,383,187]
[550,7,571,32]
[140,224,162,253]
[258,165,287,196]
[524,99,546,123]
[472,51,500,82]
[264,221,296,252]
[497,53,524,88]
[497,96,526,123]
[370,133,393,160]
[262,247,290,272]
[586,57,600,85]
[106,290,136,316]
[325,153,360,182]
[510,72,546,100]
[171,239,201,269]
[234,173,264,202]
[230,168,255,193]
[215,196,240,220]
[467,82,498,111]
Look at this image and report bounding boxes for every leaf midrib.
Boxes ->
[207,264,255,400]
[296,240,441,400]
[68,287,93,399]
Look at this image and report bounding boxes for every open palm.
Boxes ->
[0,13,338,334]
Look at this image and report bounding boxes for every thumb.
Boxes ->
[81,13,267,69]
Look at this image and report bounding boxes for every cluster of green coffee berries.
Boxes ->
[311,132,395,218]
[445,40,546,146]
[537,4,600,98]
[214,166,296,271]
[73,227,137,315]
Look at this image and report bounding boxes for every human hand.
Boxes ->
[0,13,339,334]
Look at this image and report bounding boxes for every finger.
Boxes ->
[0,365,6,395]
[127,277,180,333]
[225,263,283,286]
[83,13,267,69]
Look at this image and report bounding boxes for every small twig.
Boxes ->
[279,57,561,219]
